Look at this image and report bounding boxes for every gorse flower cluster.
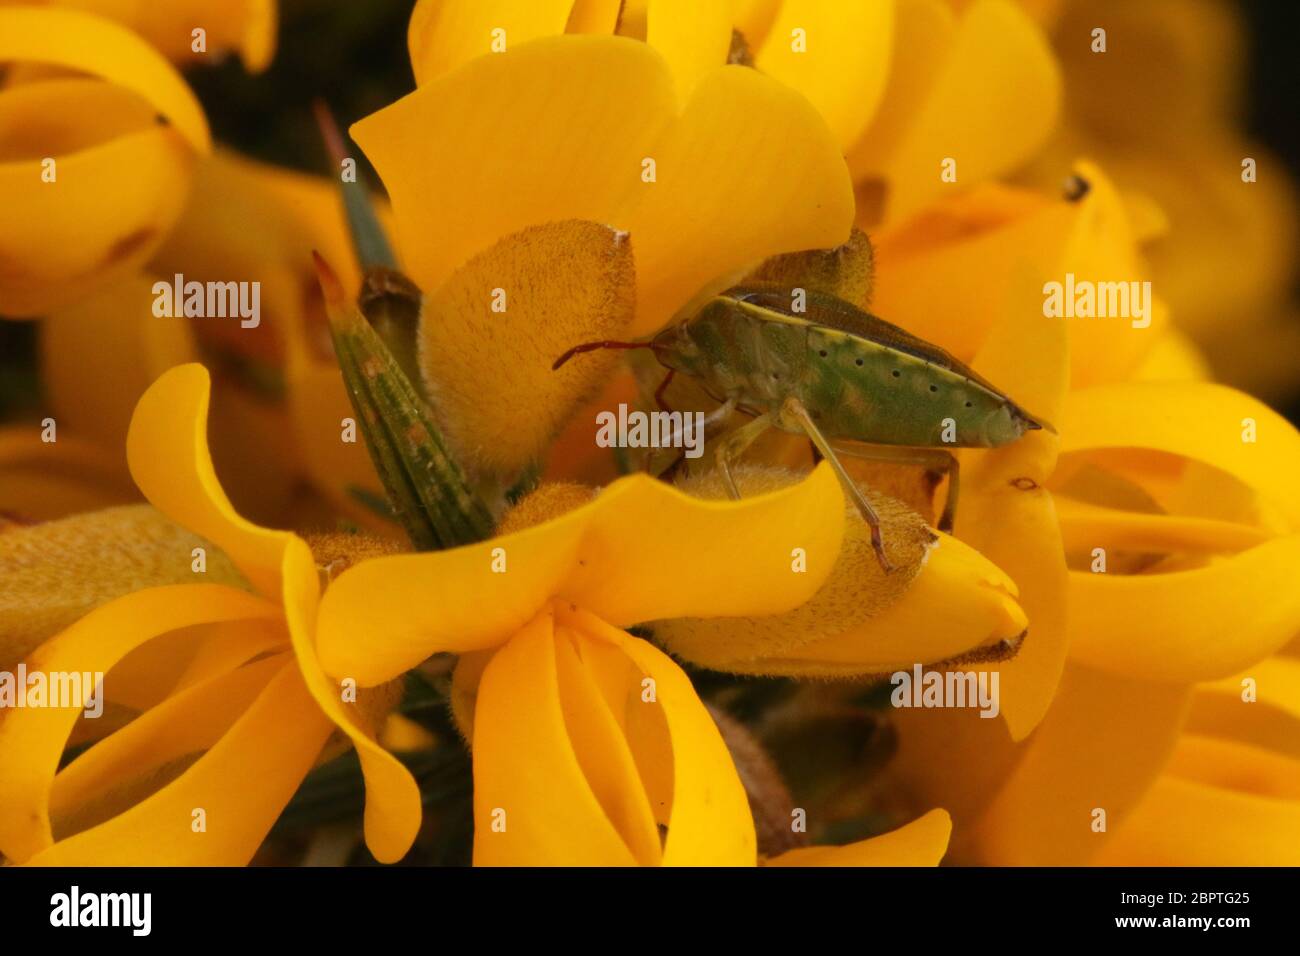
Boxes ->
[0,0,1297,867]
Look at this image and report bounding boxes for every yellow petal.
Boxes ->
[1093,772,1300,866]
[47,0,279,72]
[126,364,288,598]
[1190,655,1300,760]
[975,664,1189,865]
[354,34,852,335]
[0,504,244,670]
[49,654,286,836]
[573,607,754,865]
[955,266,1070,738]
[1067,535,1300,683]
[0,427,136,518]
[0,6,210,153]
[471,609,640,865]
[645,0,734,101]
[280,536,422,864]
[765,809,951,866]
[0,583,278,862]
[615,63,853,333]
[407,0,576,85]
[653,468,1024,676]
[0,118,196,316]
[853,0,1060,224]
[26,661,333,866]
[753,0,893,151]
[419,220,635,477]
[41,274,198,450]
[567,0,622,34]
[316,463,845,685]
[1060,382,1300,528]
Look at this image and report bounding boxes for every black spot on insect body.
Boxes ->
[891,369,901,378]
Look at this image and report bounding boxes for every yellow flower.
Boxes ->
[403,0,1061,227]
[0,0,277,72]
[1029,0,1299,399]
[351,31,853,477]
[1094,652,1300,866]
[875,217,1300,861]
[0,365,420,865]
[0,6,211,315]
[312,458,951,865]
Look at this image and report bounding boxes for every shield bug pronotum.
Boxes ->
[554,275,1049,572]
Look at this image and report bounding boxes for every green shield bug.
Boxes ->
[554,284,1050,572]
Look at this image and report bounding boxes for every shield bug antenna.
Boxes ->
[552,339,657,370]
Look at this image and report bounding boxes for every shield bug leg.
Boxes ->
[653,369,676,411]
[828,443,961,533]
[714,410,772,499]
[780,397,896,573]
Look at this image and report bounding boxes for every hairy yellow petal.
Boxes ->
[0,505,243,670]
[419,220,635,477]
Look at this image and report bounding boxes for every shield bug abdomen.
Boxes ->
[660,286,1042,449]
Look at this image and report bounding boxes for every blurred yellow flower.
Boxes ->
[0,365,420,865]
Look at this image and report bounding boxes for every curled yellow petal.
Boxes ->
[0,583,278,862]
[765,809,951,867]
[0,6,210,153]
[652,467,1024,677]
[1066,535,1300,683]
[316,463,845,686]
[471,609,642,865]
[1060,382,1300,528]
[851,0,1060,224]
[126,364,288,598]
[26,661,333,866]
[280,537,422,864]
